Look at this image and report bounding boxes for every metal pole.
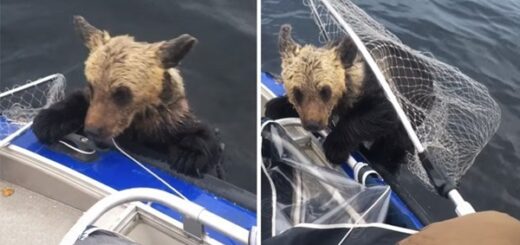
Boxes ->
[0,74,63,98]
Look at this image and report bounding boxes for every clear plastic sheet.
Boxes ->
[262,120,390,236]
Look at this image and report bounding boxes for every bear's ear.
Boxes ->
[279,24,300,59]
[335,37,359,67]
[158,34,198,68]
[73,15,110,51]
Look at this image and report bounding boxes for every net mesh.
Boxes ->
[0,74,66,142]
[305,0,501,189]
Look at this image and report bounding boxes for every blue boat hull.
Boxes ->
[9,129,256,245]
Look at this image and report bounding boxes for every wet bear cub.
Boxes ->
[266,25,423,172]
[32,16,220,177]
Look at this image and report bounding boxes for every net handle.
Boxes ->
[318,0,474,216]
[0,74,63,98]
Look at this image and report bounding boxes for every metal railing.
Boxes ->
[61,188,253,245]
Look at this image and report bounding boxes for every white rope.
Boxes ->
[111,138,187,200]
[58,139,96,155]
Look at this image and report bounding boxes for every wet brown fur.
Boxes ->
[265,24,421,171]
[81,27,190,139]
[278,25,364,129]
[32,16,220,177]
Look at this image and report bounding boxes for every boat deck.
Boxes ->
[0,180,81,245]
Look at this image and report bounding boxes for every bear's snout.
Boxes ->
[302,120,326,132]
[84,125,106,139]
[298,101,329,132]
[84,103,123,140]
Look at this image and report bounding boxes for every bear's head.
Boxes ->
[73,16,196,141]
[278,24,364,131]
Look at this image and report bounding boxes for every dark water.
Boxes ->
[0,0,256,193]
[263,0,520,219]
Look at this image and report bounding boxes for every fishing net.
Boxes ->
[305,0,501,189]
[0,74,66,144]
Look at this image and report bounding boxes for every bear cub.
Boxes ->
[265,24,424,172]
[32,16,220,177]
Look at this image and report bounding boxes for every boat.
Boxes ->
[0,74,257,245]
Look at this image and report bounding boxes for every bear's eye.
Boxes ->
[112,86,133,106]
[293,87,304,104]
[320,85,332,102]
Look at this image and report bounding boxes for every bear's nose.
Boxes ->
[303,121,322,132]
[84,126,104,138]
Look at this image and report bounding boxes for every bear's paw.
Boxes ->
[168,134,220,177]
[32,108,80,144]
[323,131,353,165]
